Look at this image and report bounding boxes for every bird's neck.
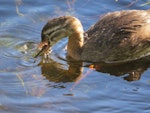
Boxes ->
[67,32,84,60]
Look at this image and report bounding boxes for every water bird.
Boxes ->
[35,10,150,63]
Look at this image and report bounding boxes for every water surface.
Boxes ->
[0,0,150,113]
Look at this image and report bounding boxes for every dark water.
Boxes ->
[0,0,150,113]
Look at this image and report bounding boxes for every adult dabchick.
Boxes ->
[36,10,150,63]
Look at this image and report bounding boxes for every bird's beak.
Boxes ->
[33,40,51,58]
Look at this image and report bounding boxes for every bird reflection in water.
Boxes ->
[91,56,150,81]
[39,56,150,83]
[39,57,83,83]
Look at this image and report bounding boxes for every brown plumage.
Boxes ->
[36,10,150,63]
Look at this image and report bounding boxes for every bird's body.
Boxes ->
[37,10,150,63]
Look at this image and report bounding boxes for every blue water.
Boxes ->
[0,0,150,113]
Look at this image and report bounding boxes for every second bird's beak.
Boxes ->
[34,40,51,58]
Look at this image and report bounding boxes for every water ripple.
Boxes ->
[0,23,42,73]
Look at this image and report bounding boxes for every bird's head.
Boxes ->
[34,16,84,57]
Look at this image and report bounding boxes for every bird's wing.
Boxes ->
[82,10,150,62]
